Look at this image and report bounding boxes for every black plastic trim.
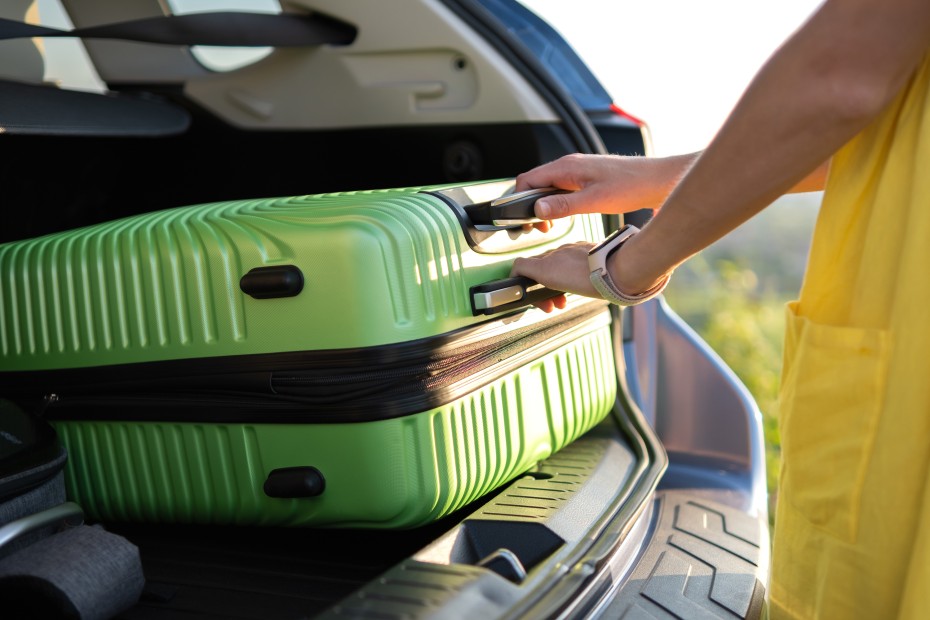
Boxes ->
[591,490,767,619]
[0,399,67,502]
[503,305,669,619]
[469,276,564,316]
[0,12,357,48]
[425,185,575,254]
[319,416,643,620]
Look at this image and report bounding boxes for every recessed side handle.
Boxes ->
[263,466,325,498]
[470,276,564,316]
[464,187,570,227]
[240,265,304,299]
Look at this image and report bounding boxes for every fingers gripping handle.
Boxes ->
[470,276,564,316]
[464,187,569,227]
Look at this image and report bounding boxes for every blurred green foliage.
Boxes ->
[661,192,821,519]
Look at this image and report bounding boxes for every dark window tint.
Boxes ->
[477,0,613,110]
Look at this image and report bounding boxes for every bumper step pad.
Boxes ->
[601,489,768,619]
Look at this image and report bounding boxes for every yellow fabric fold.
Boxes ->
[768,55,930,619]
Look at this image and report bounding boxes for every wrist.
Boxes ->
[606,234,670,296]
[587,225,671,306]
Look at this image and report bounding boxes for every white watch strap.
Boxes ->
[590,267,671,307]
[588,226,671,307]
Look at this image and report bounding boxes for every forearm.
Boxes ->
[614,0,930,293]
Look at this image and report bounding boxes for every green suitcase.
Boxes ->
[0,180,618,528]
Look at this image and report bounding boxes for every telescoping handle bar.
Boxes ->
[464,187,569,227]
[470,276,564,316]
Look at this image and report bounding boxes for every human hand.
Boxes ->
[509,241,600,312]
[516,152,697,228]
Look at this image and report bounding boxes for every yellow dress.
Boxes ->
[769,54,930,618]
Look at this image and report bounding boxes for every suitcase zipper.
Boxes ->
[268,307,607,405]
[39,303,612,424]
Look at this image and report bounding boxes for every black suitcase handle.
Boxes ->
[463,187,569,227]
[470,276,564,316]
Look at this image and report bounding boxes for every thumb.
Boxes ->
[535,191,593,220]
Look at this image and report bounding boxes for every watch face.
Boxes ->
[589,228,618,255]
[588,225,634,255]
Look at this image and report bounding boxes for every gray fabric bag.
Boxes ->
[0,398,145,619]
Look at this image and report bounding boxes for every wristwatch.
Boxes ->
[587,224,671,306]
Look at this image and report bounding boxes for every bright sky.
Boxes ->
[523,0,825,156]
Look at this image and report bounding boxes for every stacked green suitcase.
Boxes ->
[0,180,618,528]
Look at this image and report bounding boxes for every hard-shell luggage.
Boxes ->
[0,180,619,528]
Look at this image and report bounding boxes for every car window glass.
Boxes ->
[166,0,280,72]
[35,0,105,92]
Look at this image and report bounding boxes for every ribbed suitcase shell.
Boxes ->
[0,181,605,370]
[0,180,618,528]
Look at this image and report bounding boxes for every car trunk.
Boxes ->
[0,2,770,617]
